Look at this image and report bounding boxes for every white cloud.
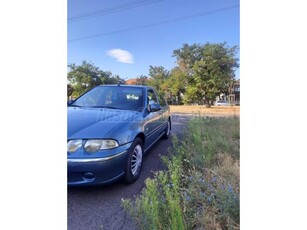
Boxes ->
[106,49,134,64]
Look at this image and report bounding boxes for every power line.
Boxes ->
[68,4,239,43]
[68,0,163,23]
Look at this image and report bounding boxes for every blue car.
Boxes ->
[67,85,171,186]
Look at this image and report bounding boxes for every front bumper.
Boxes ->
[67,143,132,186]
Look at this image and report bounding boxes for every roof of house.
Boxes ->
[125,78,138,85]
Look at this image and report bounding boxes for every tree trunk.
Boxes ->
[205,99,211,108]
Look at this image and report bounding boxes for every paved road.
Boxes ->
[68,115,191,230]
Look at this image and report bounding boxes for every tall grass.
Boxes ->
[122,116,240,229]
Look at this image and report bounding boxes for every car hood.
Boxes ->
[67,107,139,139]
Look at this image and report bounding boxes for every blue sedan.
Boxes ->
[67,85,171,186]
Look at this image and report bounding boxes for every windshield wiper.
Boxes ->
[68,104,80,107]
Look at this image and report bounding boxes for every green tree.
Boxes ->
[173,43,203,74]
[147,66,169,92]
[135,75,149,85]
[67,84,74,98]
[164,67,186,104]
[67,61,124,96]
[106,74,126,85]
[174,43,239,106]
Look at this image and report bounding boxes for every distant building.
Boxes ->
[229,79,240,104]
[125,78,138,85]
[216,79,240,105]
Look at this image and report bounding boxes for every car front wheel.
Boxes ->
[124,137,143,183]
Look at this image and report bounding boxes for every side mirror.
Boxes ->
[149,103,161,112]
[67,100,74,106]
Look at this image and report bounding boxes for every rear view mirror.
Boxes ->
[149,103,161,112]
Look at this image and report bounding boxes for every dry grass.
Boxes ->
[212,153,240,193]
[170,105,240,116]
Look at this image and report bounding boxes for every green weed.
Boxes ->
[122,116,240,229]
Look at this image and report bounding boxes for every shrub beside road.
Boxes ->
[122,116,240,229]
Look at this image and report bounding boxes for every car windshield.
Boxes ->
[70,86,144,111]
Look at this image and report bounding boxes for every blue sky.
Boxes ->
[68,0,240,80]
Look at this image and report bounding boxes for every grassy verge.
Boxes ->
[170,105,240,116]
[122,116,240,230]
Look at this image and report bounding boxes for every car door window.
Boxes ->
[157,93,167,107]
[147,90,158,105]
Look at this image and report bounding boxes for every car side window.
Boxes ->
[157,93,167,107]
[147,89,158,105]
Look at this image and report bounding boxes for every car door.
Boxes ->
[143,89,162,151]
[157,92,169,130]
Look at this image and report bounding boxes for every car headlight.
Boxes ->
[84,139,119,153]
[67,139,82,153]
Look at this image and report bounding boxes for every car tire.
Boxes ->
[162,119,171,139]
[124,137,143,184]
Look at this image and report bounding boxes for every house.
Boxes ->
[216,79,240,105]
[125,78,138,85]
[229,79,240,105]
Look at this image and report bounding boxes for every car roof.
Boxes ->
[98,84,153,89]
